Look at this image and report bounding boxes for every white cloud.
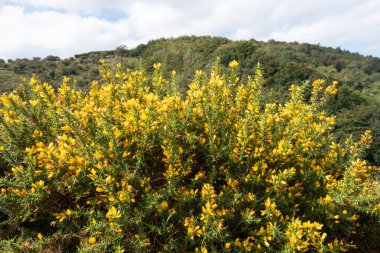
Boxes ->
[5,0,127,14]
[0,0,379,59]
[268,0,380,56]
[0,5,132,59]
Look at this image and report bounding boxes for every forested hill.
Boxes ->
[0,36,379,163]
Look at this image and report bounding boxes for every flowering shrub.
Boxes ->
[0,60,379,252]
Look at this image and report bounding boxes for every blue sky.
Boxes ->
[0,0,379,59]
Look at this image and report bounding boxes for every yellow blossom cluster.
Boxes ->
[0,59,378,252]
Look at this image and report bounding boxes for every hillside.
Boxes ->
[0,36,379,163]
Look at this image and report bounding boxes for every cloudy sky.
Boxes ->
[0,0,379,60]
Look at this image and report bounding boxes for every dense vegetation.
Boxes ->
[0,36,379,165]
[0,60,378,252]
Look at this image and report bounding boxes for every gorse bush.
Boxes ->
[0,60,379,252]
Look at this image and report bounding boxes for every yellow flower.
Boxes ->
[118,192,127,203]
[32,130,43,137]
[1,95,11,106]
[122,151,131,158]
[61,125,71,131]
[105,176,114,184]
[37,233,43,240]
[247,192,255,202]
[94,150,104,159]
[106,206,122,219]
[114,127,122,138]
[160,201,169,211]
[153,63,162,69]
[31,180,45,189]
[349,214,358,222]
[88,237,96,245]
[201,183,215,199]
[96,187,105,193]
[194,171,205,180]
[37,180,45,187]
[229,60,239,68]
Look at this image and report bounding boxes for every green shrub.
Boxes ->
[0,60,378,252]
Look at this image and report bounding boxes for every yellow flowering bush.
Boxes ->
[0,60,379,252]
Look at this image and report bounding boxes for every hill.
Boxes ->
[0,36,379,163]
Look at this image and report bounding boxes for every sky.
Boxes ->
[0,0,379,60]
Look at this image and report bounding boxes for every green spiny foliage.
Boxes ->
[0,60,378,252]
